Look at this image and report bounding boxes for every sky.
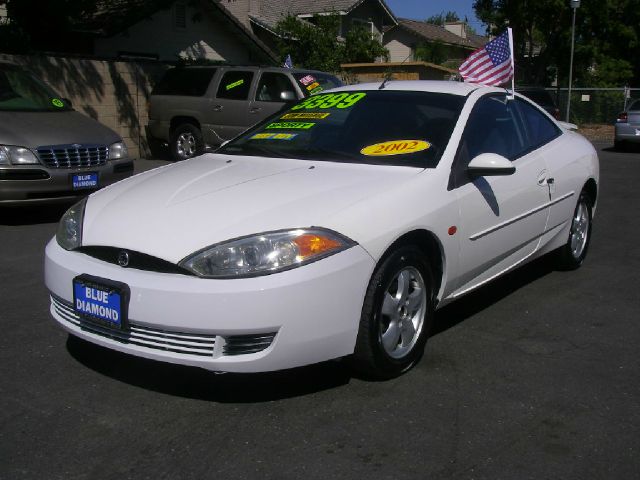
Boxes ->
[384,0,487,32]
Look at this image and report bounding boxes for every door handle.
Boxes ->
[249,107,262,114]
[547,177,555,185]
[212,105,223,112]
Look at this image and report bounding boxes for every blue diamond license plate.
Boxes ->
[73,275,130,330]
[72,172,98,189]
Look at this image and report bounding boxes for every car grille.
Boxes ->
[51,295,277,358]
[37,144,108,168]
[51,294,217,357]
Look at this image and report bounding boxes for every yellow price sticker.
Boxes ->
[360,140,431,157]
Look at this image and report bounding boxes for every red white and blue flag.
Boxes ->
[459,29,514,86]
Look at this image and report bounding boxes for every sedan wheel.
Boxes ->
[557,190,593,270]
[353,246,434,379]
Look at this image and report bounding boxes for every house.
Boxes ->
[384,18,488,68]
[218,0,397,54]
[85,0,277,64]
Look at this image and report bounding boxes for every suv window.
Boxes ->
[255,72,295,102]
[516,98,561,149]
[152,68,216,96]
[463,95,527,161]
[216,71,254,100]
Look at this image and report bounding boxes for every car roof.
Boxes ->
[331,80,493,97]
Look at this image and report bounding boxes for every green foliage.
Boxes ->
[425,11,460,26]
[275,14,388,71]
[413,41,447,65]
[473,0,640,86]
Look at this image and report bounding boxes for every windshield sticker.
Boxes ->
[225,79,245,91]
[309,86,323,95]
[51,98,64,108]
[291,92,366,110]
[266,122,316,130]
[281,112,330,120]
[299,75,315,86]
[251,133,298,141]
[361,140,431,157]
[306,82,320,91]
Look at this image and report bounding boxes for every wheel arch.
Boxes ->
[583,177,598,208]
[376,229,446,305]
[170,116,201,132]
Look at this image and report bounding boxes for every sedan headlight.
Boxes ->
[108,141,128,160]
[0,145,39,165]
[180,228,355,278]
[56,198,87,250]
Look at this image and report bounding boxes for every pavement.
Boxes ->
[1,142,639,479]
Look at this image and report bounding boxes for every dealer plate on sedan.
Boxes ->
[72,173,98,189]
[73,275,130,330]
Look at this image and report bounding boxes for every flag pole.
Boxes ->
[507,27,515,99]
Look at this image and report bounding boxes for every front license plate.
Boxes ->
[72,172,98,189]
[73,275,130,330]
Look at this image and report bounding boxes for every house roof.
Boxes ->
[395,18,488,50]
[71,0,278,62]
[248,0,397,33]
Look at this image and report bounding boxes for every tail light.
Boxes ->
[553,108,560,120]
[617,112,628,122]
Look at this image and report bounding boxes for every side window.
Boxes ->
[516,99,561,149]
[463,95,527,161]
[152,68,216,96]
[216,71,254,100]
[255,72,296,102]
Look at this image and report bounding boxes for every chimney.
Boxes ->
[444,21,467,39]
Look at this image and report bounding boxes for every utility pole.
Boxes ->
[566,0,580,122]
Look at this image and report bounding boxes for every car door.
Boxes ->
[248,71,298,124]
[450,94,551,296]
[205,69,256,141]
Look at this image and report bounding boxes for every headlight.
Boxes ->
[108,141,128,160]
[56,198,87,250]
[180,228,355,278]
[0,145,39,165]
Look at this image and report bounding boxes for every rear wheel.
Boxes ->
[556,191,593,270]
[170,123,204,161]
[352,246,434,379]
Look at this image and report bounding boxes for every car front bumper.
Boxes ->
[45,239,375,373]
[0,159,134,205]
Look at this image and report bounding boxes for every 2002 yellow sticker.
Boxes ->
[360,140,431,156]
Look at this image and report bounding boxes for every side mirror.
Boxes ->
[61,98,73,108]
[467,153,515,177]
[280,91,296,102]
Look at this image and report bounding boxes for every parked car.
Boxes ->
[614,99,640,151]
[146,65,343,161]
[516,86,560,120]
[0,63,133,206]
[46,81,599,379]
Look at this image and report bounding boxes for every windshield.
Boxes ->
[293,72,343,96]
[0,66,71,112]
[219,90,465,168]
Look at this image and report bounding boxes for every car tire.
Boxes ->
[556,190,593,270]
[170,123,204,161]
[352,246,434,379]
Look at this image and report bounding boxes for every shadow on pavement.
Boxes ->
[66,335,352,403]
[0,202,74,226]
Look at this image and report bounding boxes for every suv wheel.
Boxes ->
[170,124,204,161]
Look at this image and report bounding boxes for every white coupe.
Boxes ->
[45,81,599,378]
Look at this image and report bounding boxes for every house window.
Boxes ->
[174,2,187,29]
[351,18,375,39]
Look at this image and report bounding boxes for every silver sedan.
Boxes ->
[615,99,640,150]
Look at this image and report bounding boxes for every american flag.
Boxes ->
[459,30,514,86]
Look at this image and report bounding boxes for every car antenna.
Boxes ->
[379,52,411,90]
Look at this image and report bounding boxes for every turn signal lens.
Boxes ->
[293,234,343,259]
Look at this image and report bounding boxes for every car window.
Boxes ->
[463,95,527,161]
[516,98,561,149]
[255,72,296,102]
[219,90,465,168]
[216,71,254,100]
[292,72,343,96]
[152,68,216,96]
[0,67,71,112]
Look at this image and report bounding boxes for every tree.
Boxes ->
[473,0,640,86]
[413,40,447,65]
[275,14,388,71]
[425,11,460,26]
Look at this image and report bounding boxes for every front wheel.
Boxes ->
[352,246,434,379]
[556,191,593,270]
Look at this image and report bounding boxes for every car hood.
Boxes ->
[82,154,421,263]
[0,111,121,148]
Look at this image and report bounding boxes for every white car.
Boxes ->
[45,81,599,378]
